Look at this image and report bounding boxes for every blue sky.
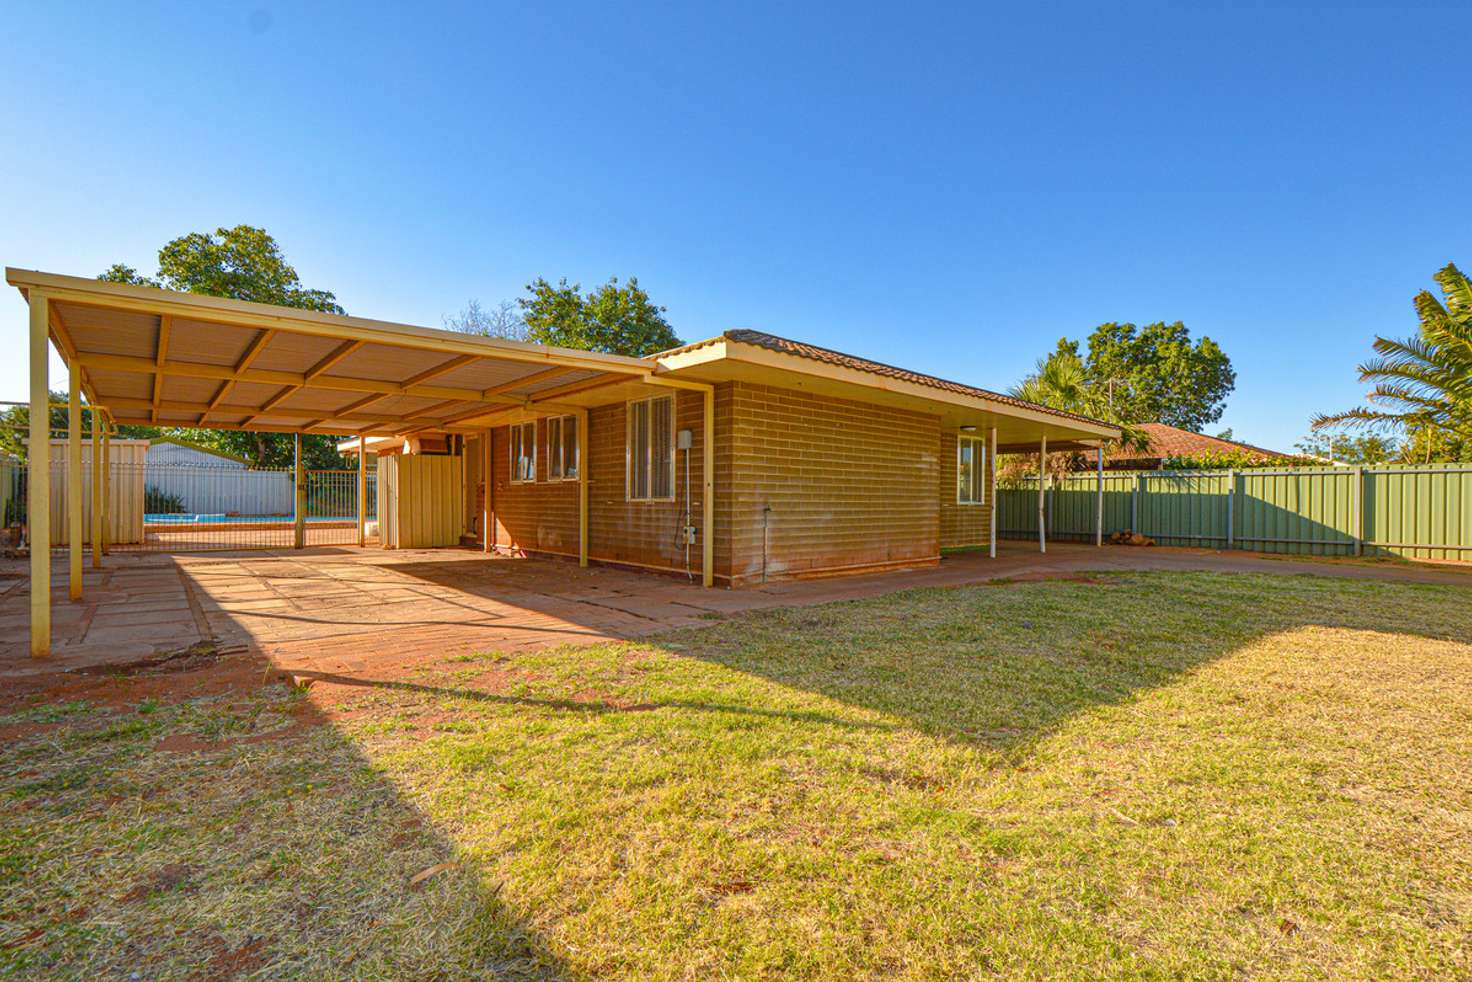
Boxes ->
[2,1,1468,450]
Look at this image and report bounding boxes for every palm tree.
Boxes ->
[1313,263,1472,461]
[1005,348,1147,484]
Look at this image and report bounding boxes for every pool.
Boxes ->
[145,514,358,524]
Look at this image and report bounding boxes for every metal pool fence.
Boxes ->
[998,463,1472,561]
[1,456,378,554]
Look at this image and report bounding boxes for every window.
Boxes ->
[627,395,674,500]
[510,421,537,483]
[547,415,579,481]
[957,434,986,504]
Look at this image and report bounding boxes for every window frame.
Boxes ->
[547,414,580,482]
[956,433,986,505]
[625,395,676,502]
[509,420,538,484]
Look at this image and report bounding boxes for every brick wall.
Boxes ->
[724,382,940,585]
[484,381,957,586]
[487,389,726,579]
[939,431,993,550]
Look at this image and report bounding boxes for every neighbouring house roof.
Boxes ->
[661,330,1120,432]
[1104,423,1292,466]
[146,436,250,466]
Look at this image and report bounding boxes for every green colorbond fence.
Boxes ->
[997,464,1472,561]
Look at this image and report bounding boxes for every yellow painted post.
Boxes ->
[293,433,305,549]
[28,293,52,657]
[356,434,367,548]
[68,368,83,600]
[988,425,997,559]
[100,429,111,554]
[90,410,102,568]
[488,426,500,556]
[577,409,589,568]
[702,388,714,588]
[1038,435,1048,555]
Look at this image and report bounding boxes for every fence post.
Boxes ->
[1226,469,1235,550]
[1095,448,1104,547]
[1131,474,1140,532]
[1352,466,1363,557]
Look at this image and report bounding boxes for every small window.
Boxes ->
[510,421,537,483]
[627,395,674,501]
[547,415,579,481]
[957,434,986,504]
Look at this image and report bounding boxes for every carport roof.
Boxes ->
[11,266,1121,450]
[7,268,652,437]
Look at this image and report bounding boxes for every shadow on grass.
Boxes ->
[0,652,574,980]
[664,570,1472,756]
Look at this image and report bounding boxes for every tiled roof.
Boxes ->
[1106,423,1290,463]
[662,330,1118,431]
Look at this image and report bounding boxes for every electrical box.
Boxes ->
[676,429,693,450]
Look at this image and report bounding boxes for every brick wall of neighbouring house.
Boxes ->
[487,388,731,580]
[723,382,940,585]
[939,431,993,550]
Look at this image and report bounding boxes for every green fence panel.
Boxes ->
[995,463,1472,560]
[1364,463,1472,561]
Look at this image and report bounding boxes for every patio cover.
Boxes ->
[8,268,682,658]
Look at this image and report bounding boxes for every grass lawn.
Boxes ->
[2,570,1470,979]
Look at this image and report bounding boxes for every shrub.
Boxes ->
[144,485,186,514]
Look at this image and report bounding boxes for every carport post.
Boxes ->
[67,367,83,600]
[482,429,493,554]
[28,292,51,657]
[292,433,305,549]
[1037,435,1047,554]
[356,435,367,548]
[702,387,714,588]
[577,408,589,567]
[91,410,102,568]
[988,425,997,559]
[1095,447,1104,547]
[101,429,111,555]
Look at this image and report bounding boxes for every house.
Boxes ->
[11,266,1121,651]
[342,329,1122,584]
[1096,422,1292,471]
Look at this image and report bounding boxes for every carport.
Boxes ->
[10,269,716,658]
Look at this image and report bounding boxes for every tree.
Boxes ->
[519,276,681,356]
[444,299,528,341]
[1294,432,1403,465]
[1081,321,1236,431]
[1312,263,1472,464]
[101,225,343,313]
[1004,341,1148,481]
[100,226,349,467]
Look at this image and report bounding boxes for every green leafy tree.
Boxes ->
[1082,321,1235,431]
[1005,341,1148,481]
[519,276,681,356]
[1312,263,1472,464]
[100,226,349,467]
[1293,432,1403,465]
[100,225,343,313]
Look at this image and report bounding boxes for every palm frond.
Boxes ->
[1434,263,1472,320]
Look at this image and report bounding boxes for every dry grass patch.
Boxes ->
[1,571,1470,979]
